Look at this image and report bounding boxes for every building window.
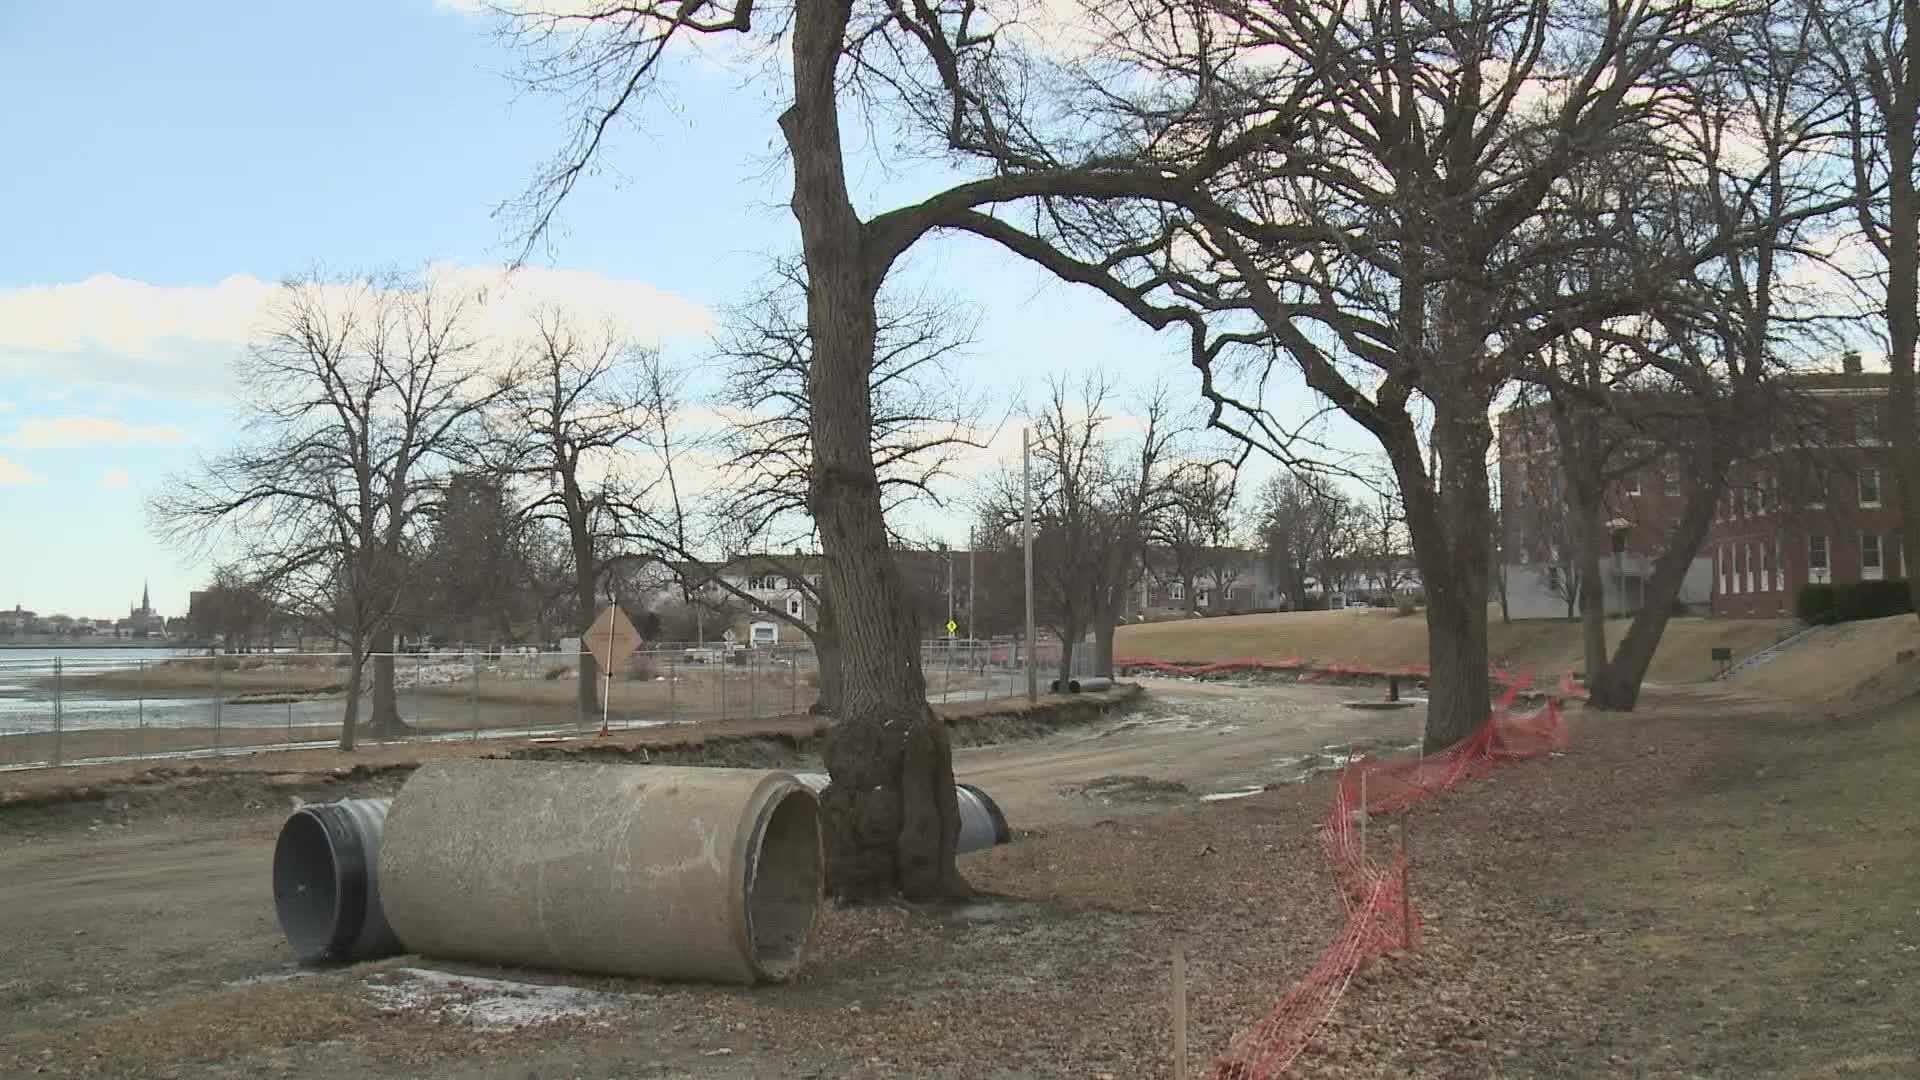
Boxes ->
[1198,589,1211,608]
[748,575,779,591]
[1169,582,1185,601]
[1757,542,1769,592]
[1718,545,1729,595]
[1809,534,1831,583]
[786,595,803,618]
[1757,471,1773,513]
[1860,467,1881,508]
[1863,532,1884,580]
[1611,529,1628,556]
[1858,402,1884,444]
[1805,409,1830,444]
[1774,535,1784,592]
[1625,473,1641,496]
[1809,471,1827,509]
[1745,541,1755,594]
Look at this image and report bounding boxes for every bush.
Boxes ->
[1796,579,1914,625]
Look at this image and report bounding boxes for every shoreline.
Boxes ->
[0,642,211,651]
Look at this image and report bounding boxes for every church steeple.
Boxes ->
[142,580,151,613]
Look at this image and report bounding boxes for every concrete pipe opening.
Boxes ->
[379,761,823,984]
[743,784,821,981]
[272,799,398,964]
[1067,676,1113,694]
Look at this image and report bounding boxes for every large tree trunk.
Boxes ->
[809,605,842,716]
[783,0,964,904]
[339,648,367,752]
[1562,408,1610,689]
[1587,465,1723,710]
[1409,393,1495,752]
[1056,623,1081,688]
[1092,617,1117,678]
[368,626,410,738]
[1888,57,1920,621]
[574,586,601,723]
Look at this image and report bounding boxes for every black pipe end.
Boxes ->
[958,783,1012,845]
[272,804,369,964]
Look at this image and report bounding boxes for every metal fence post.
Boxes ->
[52,656,63,767]
[470,651,481,742]
[750,649,759,720]
[668,651,677,724]
[211,653,223,757]
[138,658,149,761]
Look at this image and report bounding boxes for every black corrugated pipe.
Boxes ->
[272,798,399,964]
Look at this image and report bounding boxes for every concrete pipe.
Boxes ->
[272,798,401,964]
[378,761,821,984]
[791,773,1012,853]
[1067,676,1114,694]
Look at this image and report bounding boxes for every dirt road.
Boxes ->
[0,680,1405,1055]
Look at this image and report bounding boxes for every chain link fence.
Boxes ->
[1,639,1082,772]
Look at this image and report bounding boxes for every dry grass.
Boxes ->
[1723,612,1920,704]
[1117,606,1798,683]
[5,684,1914,1077]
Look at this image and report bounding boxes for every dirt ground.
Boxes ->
[2,677,1916,1078]
[1116,607,1797,683]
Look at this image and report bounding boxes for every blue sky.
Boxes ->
[0,0,1348,620]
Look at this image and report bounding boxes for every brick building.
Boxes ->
[1498,365,1904,621]
[1497,402,1714,619]
[1706,370,1901,617]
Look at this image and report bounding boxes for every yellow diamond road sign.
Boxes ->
[585,604,643,674]
[946,619,958,636]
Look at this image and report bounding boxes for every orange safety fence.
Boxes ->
[1211,674,1570,1079]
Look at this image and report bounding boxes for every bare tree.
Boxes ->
[1519,0,1849,708]
[487,0,1298,901]
[954,0,1815,748]
[150,270,501,750]
[493,309,680,717]
[1816,0,1920,616]
[1255,473,1358,610]
[1151,462,1239,615]
[683,258,988,713]
[982,378,1183,682]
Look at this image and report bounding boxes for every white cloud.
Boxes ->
[101,467,131,490]
[5,416,191,450]
[0,456,40,485]
[0,265,714,400]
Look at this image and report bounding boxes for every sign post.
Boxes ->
[583,602,643,738]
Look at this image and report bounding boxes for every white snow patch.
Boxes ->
[363,967,630,1030]
[1200,786,1266,802]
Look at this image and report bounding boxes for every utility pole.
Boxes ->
[1023,426,1037,703]
[967,526,976,644]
